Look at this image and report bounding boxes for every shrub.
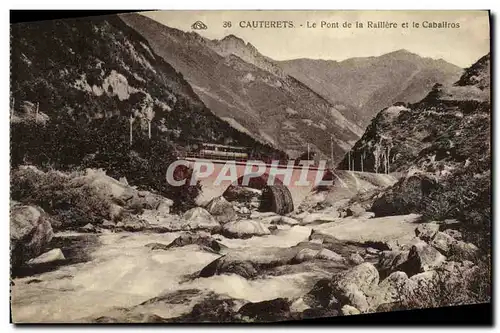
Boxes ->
[10,167,112,229]
[397,260,491,310]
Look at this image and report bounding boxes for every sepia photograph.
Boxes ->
[8,9,492,324]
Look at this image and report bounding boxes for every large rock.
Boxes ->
[332,263,380,295]
[345,203,366,218]
[156,199,173,216]
[449,240,480,261]
[290,247,345,263]
[415,223,440,241]
[301,213,338,225]
[27,248,65,265]
[368,271,409,308]
[378,249,410,277]
[277,216,300,226]
[237,298,291,322]
[206,196,237,224]
[333,283,370,312]
[182,207,220,233]
[349,253,365,265]
[119,216,149,232]
[222,219,270,239]
[399,243,446,276]
[199,245,311,279]
[341,305,361,316]
[223,185,261,203]
[301,263,381,314]
[10,204,54,268]
[162,232,226,253]
[293,248,320,263]
[442,229,463,241]
[430,231,455,255]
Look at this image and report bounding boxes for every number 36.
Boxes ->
[223,21,232,28]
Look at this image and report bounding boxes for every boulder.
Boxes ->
[277,216,300,226]
[101,219,116,228]
[415,223,440,241]
[237,298,291,322]
[361,212,376,219]
[332,263,380,295]
[80,223,98,233]
[222,220,270,239]
[345,203,366,218]
[261,215,282,224]
[223,185,261,203]
[108,204,123,221]
[316,249,344,262]
[378,250,410,277]
[368,271,409,308]
[449,240,480,261]
[341,305,361,316]
[400,243,446,276]
[249,211,277,219]
[27,248,65,265]
[333,283,370,313]
[349,253,365,265]
[240,207,250,215]
[164,233,226,253]
[430,231,455,255]
[156,199,173,216]
[186,298,241,323]
[301,213,338,225]
[145,242,170,251]
[408,270,438,289]
[199,246,302,279]
[120,216,149,232]
[10,204,54,268]
[200,257,258,279]
[443,229,463,241]
[302,279,336,309]
[206,196,237,223]
[293,248,320,263]
[365,247,379,255]
[182,207,220,233]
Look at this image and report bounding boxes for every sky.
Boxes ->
[141,10,490,68]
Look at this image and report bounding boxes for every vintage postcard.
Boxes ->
[9,10,491,323]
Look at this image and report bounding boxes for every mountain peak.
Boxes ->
[220,34,245,43]
[384,49,418,57]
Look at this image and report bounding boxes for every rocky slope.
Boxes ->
[280,50,462,126]
[338,53,491,254]
[10,14,284,206]
[338,53,490,176]
[120,13,363,159]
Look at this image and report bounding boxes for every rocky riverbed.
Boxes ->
[11,196,484,323]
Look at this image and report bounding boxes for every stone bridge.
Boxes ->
[175,158,399,210]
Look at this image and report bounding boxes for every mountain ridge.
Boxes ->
[121,13,363,159]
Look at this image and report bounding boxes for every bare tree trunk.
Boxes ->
[348,151,351,171]
[35,102,39,122]
[360,152,364,172]
[129,117,133,146]
[148,120,151,139]
[10,97,14,117]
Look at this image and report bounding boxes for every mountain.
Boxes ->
[340,53,490,250]
[337,53,490,175]
[120,13,363,159]
[279,50,463,125]
[10,14,284,206]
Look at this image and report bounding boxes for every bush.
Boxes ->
[371,174,439,217]
[398,260,491,310]
[10,167,113,229]
[421,169,491,253]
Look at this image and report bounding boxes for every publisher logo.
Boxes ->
[191,21,208,30]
